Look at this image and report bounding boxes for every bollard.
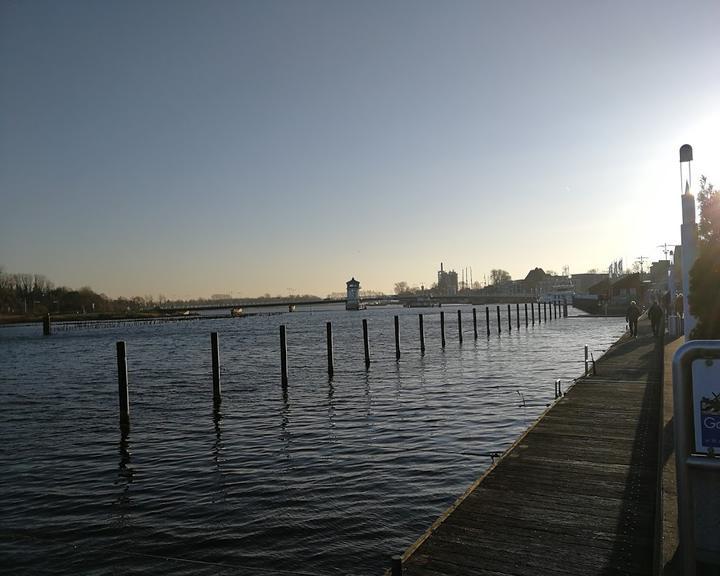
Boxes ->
[419,314,425,355]
[116,341,130,431]
[362,319,370,368]
[457,310,463,344]
[496,306,501,334]
[485,306,490,337]
[280,325,288,386]
[440,311,446,348]
[394,315,400,360]
[507,304,512,332]
[211,332,221,404]
[584,344,589,375]
[43,313,51,336]
[516,303,520,329]
[472,307,478,339]
[524,303,528,327]
[326,322,334,378]
[555,379,562,398]
[391,556,402,576]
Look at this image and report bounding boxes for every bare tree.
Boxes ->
[490,269,511,285]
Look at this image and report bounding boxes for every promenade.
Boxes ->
[394,319,664,575]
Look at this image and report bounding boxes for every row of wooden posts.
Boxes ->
[41,313,202,335]
[42,300,568,337]
[116,301,569,431]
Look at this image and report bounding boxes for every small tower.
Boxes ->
[346,277,361,310]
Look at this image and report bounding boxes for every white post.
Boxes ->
[679,145,698,340]
[680,183,698,339]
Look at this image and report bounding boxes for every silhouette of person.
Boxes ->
[626,300,641,337]
[675,293,684,317]
[648,301,663,337]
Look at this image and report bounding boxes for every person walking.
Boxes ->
[648,300,663,337]
[626,300,641,337]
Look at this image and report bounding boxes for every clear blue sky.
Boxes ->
[1,0,718,298]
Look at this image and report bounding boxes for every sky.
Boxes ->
[1,0,719,299]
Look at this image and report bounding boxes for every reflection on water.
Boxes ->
[113,432,134,525]
[211,408,226,505]
[280,385,291,458]
[0,306,624,575]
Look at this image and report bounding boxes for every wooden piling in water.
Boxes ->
[543,302,547,322]
[472,308,478,339]
[496,306,501,335]
[362,319,370,368]
[507,304,512,332]
[531,302,535,325]
[516,303,520,329]
[326,322,334,378]
[524,303,528,327]
[485,306,490,337]
[419,314,425,355]
[457,310,463,344]
[116,341,130,431]
[280,325,288,386]
[440,311,446,348]
[537,301,541,323]
[211,332,221,404]
[563,298,569,317]
[394,315,401,360]
[391,556,402,576]
[43,313,51,336]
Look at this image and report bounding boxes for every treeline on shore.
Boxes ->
[0,270,158,319]
[0,268,331,322]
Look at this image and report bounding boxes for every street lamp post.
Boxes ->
[679,144,698,339]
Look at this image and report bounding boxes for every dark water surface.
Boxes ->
[0,305,624,575]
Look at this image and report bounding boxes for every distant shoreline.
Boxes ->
[0,310,186,326]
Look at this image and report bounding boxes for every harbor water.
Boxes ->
[0,305,625,575]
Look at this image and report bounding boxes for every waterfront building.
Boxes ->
[346,278,361,310]
[436,263,458,296]
[571,273,608,295]
[648,260,671,301]
[535,275,573,300]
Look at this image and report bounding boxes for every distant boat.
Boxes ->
[403,296,439,308]
[288,304,296,312]
[539,291,573,304]
[230,308,244,317]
